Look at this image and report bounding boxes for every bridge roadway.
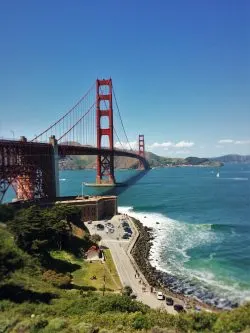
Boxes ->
[0,140,149,169]
[0,139,149,202]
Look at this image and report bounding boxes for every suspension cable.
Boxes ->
[112,85,133,151]
[31,82,95,141]
[58,102,96,142]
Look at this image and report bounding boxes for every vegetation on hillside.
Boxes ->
[59,151,222,170]
[0,204,250,333]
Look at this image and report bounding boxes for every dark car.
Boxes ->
[96,224,104,230]
[123,227,132,234]
[165,297,174,306]
[174,304,185,312]
[122,233,130,239]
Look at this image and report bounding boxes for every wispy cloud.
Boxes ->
[235,140,250,145]
[218,139,250,145]
[149,141,173,148]
[218,139,234,144]
[115,141,137,150]
[175,141,194,148]
[148,140,195,150]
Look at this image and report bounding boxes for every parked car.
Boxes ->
[174,304,185,312]
[157,292,164,300]
[96,224,104,230]
[122,233,130,239]
[165,297,174,306]
[87,220,92,224]
[123,227,132,234]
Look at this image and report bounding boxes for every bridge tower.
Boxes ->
[96,79,115,184]
[138,134,145,169]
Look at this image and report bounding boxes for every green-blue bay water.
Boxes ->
[4,164,250,307]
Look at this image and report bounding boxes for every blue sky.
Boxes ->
[0,0,249,157]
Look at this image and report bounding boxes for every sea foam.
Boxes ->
[119,206,250,307]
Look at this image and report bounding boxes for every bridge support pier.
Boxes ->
[96,79,116,185]
[49,135,60,197]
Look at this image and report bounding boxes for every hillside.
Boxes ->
[59,151,222,170]
[1,204,250,333]
[211,154,250,164]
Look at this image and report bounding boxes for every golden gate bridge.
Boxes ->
[0,78,149,203]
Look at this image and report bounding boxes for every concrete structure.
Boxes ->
[55,195,117,221]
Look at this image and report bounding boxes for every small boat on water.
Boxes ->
[216,172,220,178]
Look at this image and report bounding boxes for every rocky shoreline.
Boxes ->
[130,217,238,311]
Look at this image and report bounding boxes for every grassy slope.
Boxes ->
[1,225,250,333]
[51,249,122,291]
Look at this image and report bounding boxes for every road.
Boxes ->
[86,215,178,314]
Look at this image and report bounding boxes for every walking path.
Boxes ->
[86,215,180,314]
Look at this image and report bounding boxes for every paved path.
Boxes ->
[86,215,177,314]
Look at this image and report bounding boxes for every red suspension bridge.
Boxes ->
[0,78,149,203]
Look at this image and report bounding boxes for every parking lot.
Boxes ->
[85,215,180,314]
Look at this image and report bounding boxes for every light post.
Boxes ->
[81,182,84,198]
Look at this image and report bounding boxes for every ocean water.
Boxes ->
[4,164,250,307]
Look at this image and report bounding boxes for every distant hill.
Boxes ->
[59,150,222,170]
[211,154,250,164]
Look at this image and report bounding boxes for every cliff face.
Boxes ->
[59,151,223,170]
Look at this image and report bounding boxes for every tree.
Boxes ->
[122,285,133,296]
[90,234,102,244]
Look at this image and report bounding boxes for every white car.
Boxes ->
[157,291,164,300]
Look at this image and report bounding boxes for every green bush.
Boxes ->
[43,317,67,332]
[90,295,148,314]
[42,270,71,288]
[30,318,48,332]
[0,204,15,222]
[132,314,150,329]
[122,286,133,297]
[90,234,102,243]
[213,303,250,333]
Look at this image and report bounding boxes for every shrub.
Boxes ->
[30,318,48,332]
[132,314,150,329]
[90,234,102,243]
[213,303,250,333]
[122,286,133,297]
[91,295,148,314]
[44,317,67,331]
[42,270,71,288]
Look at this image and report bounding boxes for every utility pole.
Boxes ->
[102,265,106,296]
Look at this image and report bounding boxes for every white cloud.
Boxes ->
[148,140,194,150]
[175,141,194,148]
[149,141,173,148]
[115,141,137,150]
[218,139,234,144]
[218,139,250,145]
[235,140,250,145]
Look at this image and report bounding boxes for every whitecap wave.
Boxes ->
[119,206,250,306]
[219,177,248,181]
